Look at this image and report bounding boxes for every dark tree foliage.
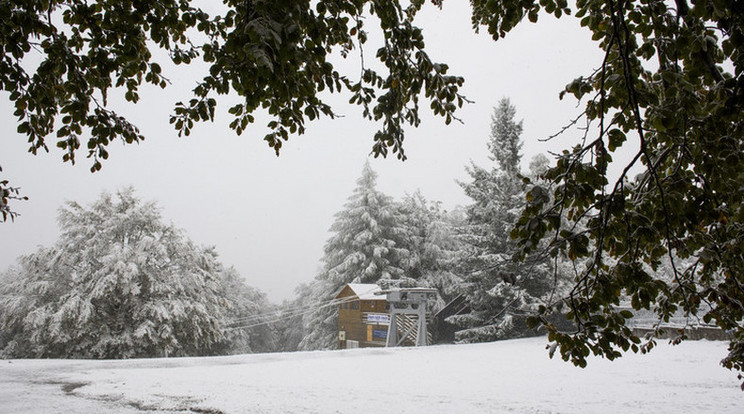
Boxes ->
[481,0,744,386]
[0,0,467,219]
[0,168,26,222]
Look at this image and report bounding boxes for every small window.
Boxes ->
[351,301,359,310]
[370,301,375,308]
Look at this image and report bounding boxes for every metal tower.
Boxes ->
[381,288,437,347]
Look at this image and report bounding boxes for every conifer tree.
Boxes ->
[298,161,408,350]
[395,192,463,302]
[453,99,553,342]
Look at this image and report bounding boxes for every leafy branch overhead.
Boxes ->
[0,165,28,222]
[486,0,743,385]
[1,0,466,172]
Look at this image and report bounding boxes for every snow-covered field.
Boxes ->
[1,337,741,413]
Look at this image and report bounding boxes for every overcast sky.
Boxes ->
[0,4,602,302]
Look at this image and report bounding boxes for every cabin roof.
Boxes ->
[336,283,383,300]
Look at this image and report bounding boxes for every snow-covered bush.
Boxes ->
[0,188,264,358]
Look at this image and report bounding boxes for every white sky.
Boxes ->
[0,4,603,302]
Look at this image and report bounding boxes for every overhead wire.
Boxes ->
[224,291,376,331]
[224,286,381,331]
[224,295,341,324]
[225,295,352,325]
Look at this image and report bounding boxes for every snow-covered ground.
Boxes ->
[1,337,741,413]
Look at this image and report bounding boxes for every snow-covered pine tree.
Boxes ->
[395,192,463,302]
[296,278,338,351]
[298,161,408,350]
[0,188,230,358]
[452,98,554,342]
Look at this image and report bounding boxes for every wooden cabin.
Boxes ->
[336,283,389,349]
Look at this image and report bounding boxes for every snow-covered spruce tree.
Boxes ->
[452,98,554,342]
[296,279,338,351]
[0,188,229,358]
[298,161,409,350]
[395,192,464,302]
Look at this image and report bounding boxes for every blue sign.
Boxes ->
[372,329,388,339]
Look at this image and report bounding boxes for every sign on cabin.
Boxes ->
[335,283,388,349]
[335,283,437,349]
[367,313,390,324]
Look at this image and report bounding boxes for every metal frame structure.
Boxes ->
[379,288,437,347]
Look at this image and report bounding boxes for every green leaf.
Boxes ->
[607,129,626,152]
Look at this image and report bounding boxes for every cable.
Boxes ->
[224,293,373,331]
[225,285,380,325]
[224,286,380,331]
[225,296,346,325]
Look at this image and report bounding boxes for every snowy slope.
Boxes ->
[1,337,742,413]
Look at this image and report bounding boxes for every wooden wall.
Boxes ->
[336,290,388,348]
[338,300,363,348]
